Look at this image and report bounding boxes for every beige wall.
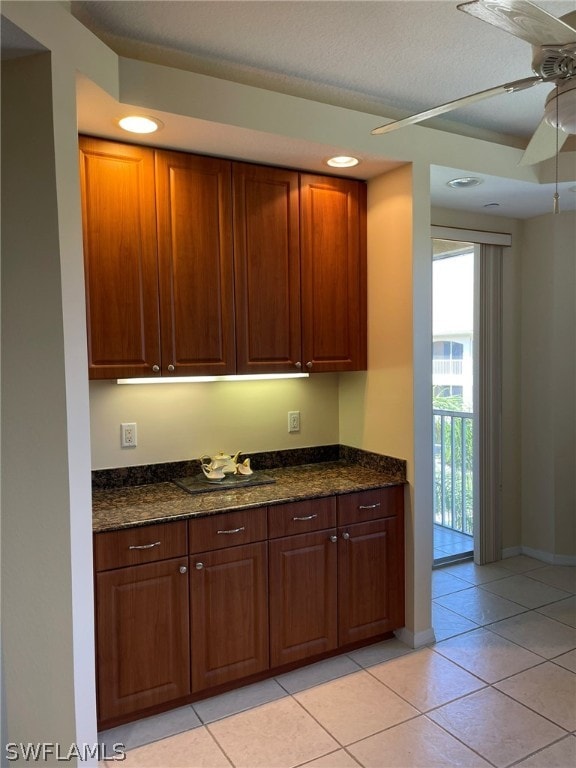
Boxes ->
[2,53,97,756]
[340,163,434,645]
[90,376,339,469]
[521,212,576,561]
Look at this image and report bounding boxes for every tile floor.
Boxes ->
[433,524,474,565]
[100,556,576,767]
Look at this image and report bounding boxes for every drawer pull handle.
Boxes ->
[179,565,188,574]
[217,527,245,535]
[342,532,350,540]
[195,562,204,570]
[293,514,317,521]
[329,535,338,543]
[359,503,381,510]
[128,541,161,550]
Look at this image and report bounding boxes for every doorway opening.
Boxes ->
[432,239,475,566]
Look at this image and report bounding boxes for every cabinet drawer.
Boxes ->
[268,497,336,538]
[189,508,267,554]
[94,521,188,572]
[337,485,404,525]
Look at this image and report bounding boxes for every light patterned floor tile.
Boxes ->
[276,654,361,694]
[489,611,576,658]
[207,697,338,768]
[435,586,526,625]
[294,670,418,746]
[537,595,576,628]
[479,574,571,609]
[193,678,287,724]
[428,688,565,767]
[99,706,202,752]
[527,565,576,594]
[432,570,471,598]
[347,715,491,768]
[515,735,576,767]
[499,555,547,574]
[494,662,576,731]
[432,603,479,641]
[367,648,485,711]
[552,648,576,672]
[296,749,361,767]
[434,627,542,683]
[119,726,232,767]
[346,637,413,668]
[441,561,512,585]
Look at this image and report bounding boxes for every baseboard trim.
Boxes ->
[501,546,576,566]
[395,626,436,648]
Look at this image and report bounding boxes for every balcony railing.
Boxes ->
[433,408,474,536]
[433,359,463,376]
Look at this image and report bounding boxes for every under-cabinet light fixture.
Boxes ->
[117,373,310,384]
[118,115,163,134]
[326,155,359,168]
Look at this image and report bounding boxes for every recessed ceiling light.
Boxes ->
[446,176,483,189]
[118,116,163,134]
[326,155,360,168]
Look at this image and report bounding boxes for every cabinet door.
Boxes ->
[190,543,268,692]
[79,137,161,379]
[96,557,190,723]
[155,151,235,375]
[300,175,367,372]
[269,530,338,667]
[233,163,301,373]
[338,516,404,646]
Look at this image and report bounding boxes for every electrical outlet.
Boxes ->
[121,422,137,448]
[288,411,300,433]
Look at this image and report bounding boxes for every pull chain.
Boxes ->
[553,85,560,215]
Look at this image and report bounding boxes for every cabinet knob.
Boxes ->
[179,565,187,574]
[294,361,302,369]
[306,361,313,369]
[152,365,160,373]
[329,535,338,543]
[195,562,204,570]
[168,364,175,372]
[342,532,350,540]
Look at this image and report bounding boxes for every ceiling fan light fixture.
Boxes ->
[543,81,576,134]
[118,115,163,134]
[326,155,359,168]
[447,176,483,189]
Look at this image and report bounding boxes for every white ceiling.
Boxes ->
[9,1,576,217]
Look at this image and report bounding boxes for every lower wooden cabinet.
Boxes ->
[338,516,404,646]
[95,557,191,722]
[269,530,338,667]
[94,485,404,727]
[190,542,269,692]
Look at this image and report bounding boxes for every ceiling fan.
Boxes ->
[372,0,576,166]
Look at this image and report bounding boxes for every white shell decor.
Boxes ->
[200,451,253,480]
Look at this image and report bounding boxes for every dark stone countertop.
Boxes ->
[92,460,406,533]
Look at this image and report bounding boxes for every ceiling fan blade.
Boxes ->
[519,116,569,165]
[457,0,576,47]
[371,76,543,135]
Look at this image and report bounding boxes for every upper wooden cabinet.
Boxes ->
[233,163,301,374]
[155,151,235,375]
[79,138,367,379]
[301,175,367,372]
[79,137,161,379]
